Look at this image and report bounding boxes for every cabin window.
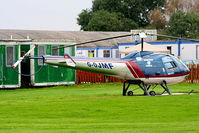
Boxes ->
[38,45,46,65]
[163,57,177,69]
[162,56,178,75]
[164,62,175,69]
[136,60,166,76]
[103,50,110,58]
[6,46,15,67]
[52,46,59,56]
[88,50,94,57]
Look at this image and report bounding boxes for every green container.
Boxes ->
[0,43,76,89]
[31,44,76,86]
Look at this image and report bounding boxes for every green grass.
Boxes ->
[0,83,199,133]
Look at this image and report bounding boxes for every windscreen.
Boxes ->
[162,55,189,75]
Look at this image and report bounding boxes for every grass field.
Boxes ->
[0,83,199,133]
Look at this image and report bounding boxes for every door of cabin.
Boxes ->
[0,54,3,82]
[21,45,31,87]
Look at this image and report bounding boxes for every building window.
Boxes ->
[38,45,46,65]
[6,46,15,67]
[103,50,110,58]
[52,46,59,56]
[88,50,95,57]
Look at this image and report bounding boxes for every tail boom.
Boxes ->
[44,55,135,80]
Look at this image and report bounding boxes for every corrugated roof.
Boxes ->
[0,29,132,47]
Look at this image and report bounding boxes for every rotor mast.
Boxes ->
[139,32,147,51]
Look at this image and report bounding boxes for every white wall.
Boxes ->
[112,49,120,58]
[97,49,104,58]
[76,50,88,57]
[119,43,199,60]
[173,44,198,60]
[77,42,199,60]
[153,43,199,60]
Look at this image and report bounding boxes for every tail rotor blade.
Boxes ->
[12,44,37,68]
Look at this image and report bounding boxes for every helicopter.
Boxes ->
[12,32,192,96]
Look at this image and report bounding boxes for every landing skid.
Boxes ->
[122,80,172,96]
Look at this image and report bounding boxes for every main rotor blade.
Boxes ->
[148,33,199,42]
[53,33,134,50]
[54,32,199,50]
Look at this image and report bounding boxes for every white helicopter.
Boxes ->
[12,33,192,96]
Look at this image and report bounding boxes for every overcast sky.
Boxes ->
[0,0,93,31]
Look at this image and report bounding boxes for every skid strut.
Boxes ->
[122,81,150,96]
[161,81,172,95]
[123,81,130,96]
[138,82,150,96]
[122,80,172,96]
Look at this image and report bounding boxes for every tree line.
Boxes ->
[77,0,199,38]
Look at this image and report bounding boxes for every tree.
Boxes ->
[77,0,166,31]
[167,11,199,38]
[86,10,138,31]
[166,0,199,17]
[149,8,166,29]
[92,0,166,27]
[191,0,199,14]
[77,9,92,31]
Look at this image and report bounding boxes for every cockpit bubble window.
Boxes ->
[162,56,178,75]
[164,62,174,69]
[172,56,189,72]
[122,53,137,60]
[162,56,173,63]
[122,51,154,60]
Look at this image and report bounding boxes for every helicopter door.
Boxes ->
[144,61,165,76]
[21,45,31,87]
[0,54,3,82]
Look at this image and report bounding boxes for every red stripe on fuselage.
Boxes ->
[126,62,138,78]
[128,61,145,78]
[125,61,145,78]
[145,72,190,78]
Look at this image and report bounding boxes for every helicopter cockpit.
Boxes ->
[122,51,189,76]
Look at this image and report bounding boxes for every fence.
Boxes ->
[76,64,199,84]
[76,71,123,84]
[186,64,199,83]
